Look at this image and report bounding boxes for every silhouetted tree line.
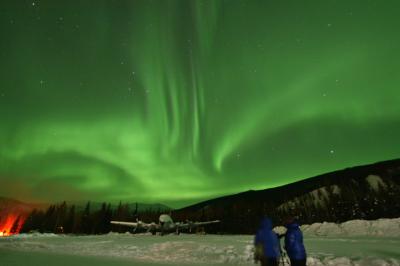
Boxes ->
[20,180,399,235]
[20,201,165,234]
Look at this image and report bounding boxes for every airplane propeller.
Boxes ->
[186,220,194,233]
[146,222,157,235]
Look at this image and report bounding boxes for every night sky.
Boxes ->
[1,1,399,208]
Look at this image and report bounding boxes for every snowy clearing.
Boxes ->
[0,218,399,266]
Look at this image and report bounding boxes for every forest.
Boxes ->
[20,202,165,235]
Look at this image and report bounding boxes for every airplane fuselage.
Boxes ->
[110,214,220,235]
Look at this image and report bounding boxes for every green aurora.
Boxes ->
[0,0,400,207]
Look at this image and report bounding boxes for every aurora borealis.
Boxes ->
[0,1,400,208]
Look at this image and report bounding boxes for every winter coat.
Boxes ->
[284,222,306,260]
[254,218,281,258]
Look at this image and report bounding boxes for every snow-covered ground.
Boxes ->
[301,218,400,238]
[0,218,399,266]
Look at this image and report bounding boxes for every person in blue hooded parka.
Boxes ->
[284,218,307,266]
[254,217,280,266]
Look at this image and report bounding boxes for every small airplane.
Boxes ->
[111,214,220,235]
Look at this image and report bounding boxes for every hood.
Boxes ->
[260,217,273,230]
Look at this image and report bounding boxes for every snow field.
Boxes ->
[0,218,399,266]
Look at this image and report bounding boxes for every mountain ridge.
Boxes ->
[179,158,400,210]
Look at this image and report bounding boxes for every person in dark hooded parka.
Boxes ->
[254,217,280,266]
[284,219,307,266]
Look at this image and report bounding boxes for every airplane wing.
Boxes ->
[110,220,159,230]
[110,221,139,227]
[177,220,220,229]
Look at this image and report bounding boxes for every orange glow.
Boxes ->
[0,214,26,237]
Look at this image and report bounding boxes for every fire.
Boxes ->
[0,213,26,237]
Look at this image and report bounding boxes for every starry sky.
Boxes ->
[0,0,399,208]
